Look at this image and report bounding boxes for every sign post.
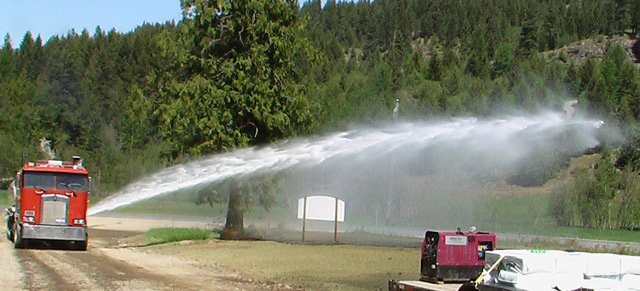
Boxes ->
[334,197,339,242]
[302,196,308,242]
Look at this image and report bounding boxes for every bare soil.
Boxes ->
[0,216,309,290]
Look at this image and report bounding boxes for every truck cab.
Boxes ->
[6,157,90,250]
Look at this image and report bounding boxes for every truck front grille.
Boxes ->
[40,195,68,225]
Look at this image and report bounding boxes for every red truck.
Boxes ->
[5,156,90,250]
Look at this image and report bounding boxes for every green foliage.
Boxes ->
[196,173,283,214]
[301,0,640,124]
[492,42,516,79]
[549,151,640,231]
[615,168,640,229]
[0,23,171,191]
[0,0,639,234]
[155,0,316,158]
[548,181,574,227]
[573,153,620,229]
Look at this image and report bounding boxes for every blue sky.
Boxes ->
[0,0,183,46]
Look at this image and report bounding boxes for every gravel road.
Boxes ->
[0,216,285,291]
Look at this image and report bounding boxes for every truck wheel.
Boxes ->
[13,224,25,249]
[6,218,14,242]
[74,233,88,251]
[74,240,88,251]
[6,228,14,242]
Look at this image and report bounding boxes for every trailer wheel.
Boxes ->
[13,223,25,249]
[458,282,478,291]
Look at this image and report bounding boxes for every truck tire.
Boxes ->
[13,223,25,249]
[74,240,88,251]
[6,216,14,242]
[73,233,88,251]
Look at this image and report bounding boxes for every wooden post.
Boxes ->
[302,196,307,242]
[334,197,339,243]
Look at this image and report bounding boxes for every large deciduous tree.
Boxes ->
[162,0,316,238]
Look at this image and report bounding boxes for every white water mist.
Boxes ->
[88,112,606,216]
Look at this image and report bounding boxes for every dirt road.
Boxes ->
[0,216,287,291]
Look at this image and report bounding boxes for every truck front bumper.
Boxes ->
[21,224,87,241]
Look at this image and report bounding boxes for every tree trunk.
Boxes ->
[221,182,244,240]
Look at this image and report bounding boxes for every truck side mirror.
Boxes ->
[4,207,15,216]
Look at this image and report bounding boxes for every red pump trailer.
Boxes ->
[420,230,496,283]
[389,229,496,291]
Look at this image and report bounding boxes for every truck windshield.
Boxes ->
[56,174,88,191]
[23,172,88,191]
[24,172,55,189]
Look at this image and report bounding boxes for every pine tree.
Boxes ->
[161,0,317,237]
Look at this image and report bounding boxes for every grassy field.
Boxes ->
[111,188,640,244]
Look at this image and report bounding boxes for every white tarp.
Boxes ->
[479,250,640,291]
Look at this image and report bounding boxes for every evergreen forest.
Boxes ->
[1,0,640,233]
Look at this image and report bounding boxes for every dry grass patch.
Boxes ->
[148,239,419,291]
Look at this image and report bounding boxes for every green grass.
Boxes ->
[0,193,8,206]
[505,225,640,243]
[141,227,217,246]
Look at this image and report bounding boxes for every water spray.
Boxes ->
[88,112,607,216]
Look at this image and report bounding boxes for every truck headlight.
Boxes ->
[24,216,35,223]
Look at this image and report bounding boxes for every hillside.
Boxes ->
[544,35,640,68]
[1,0,640,234]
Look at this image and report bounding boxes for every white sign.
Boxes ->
[445,235,468,246]
[297,196,345,222]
